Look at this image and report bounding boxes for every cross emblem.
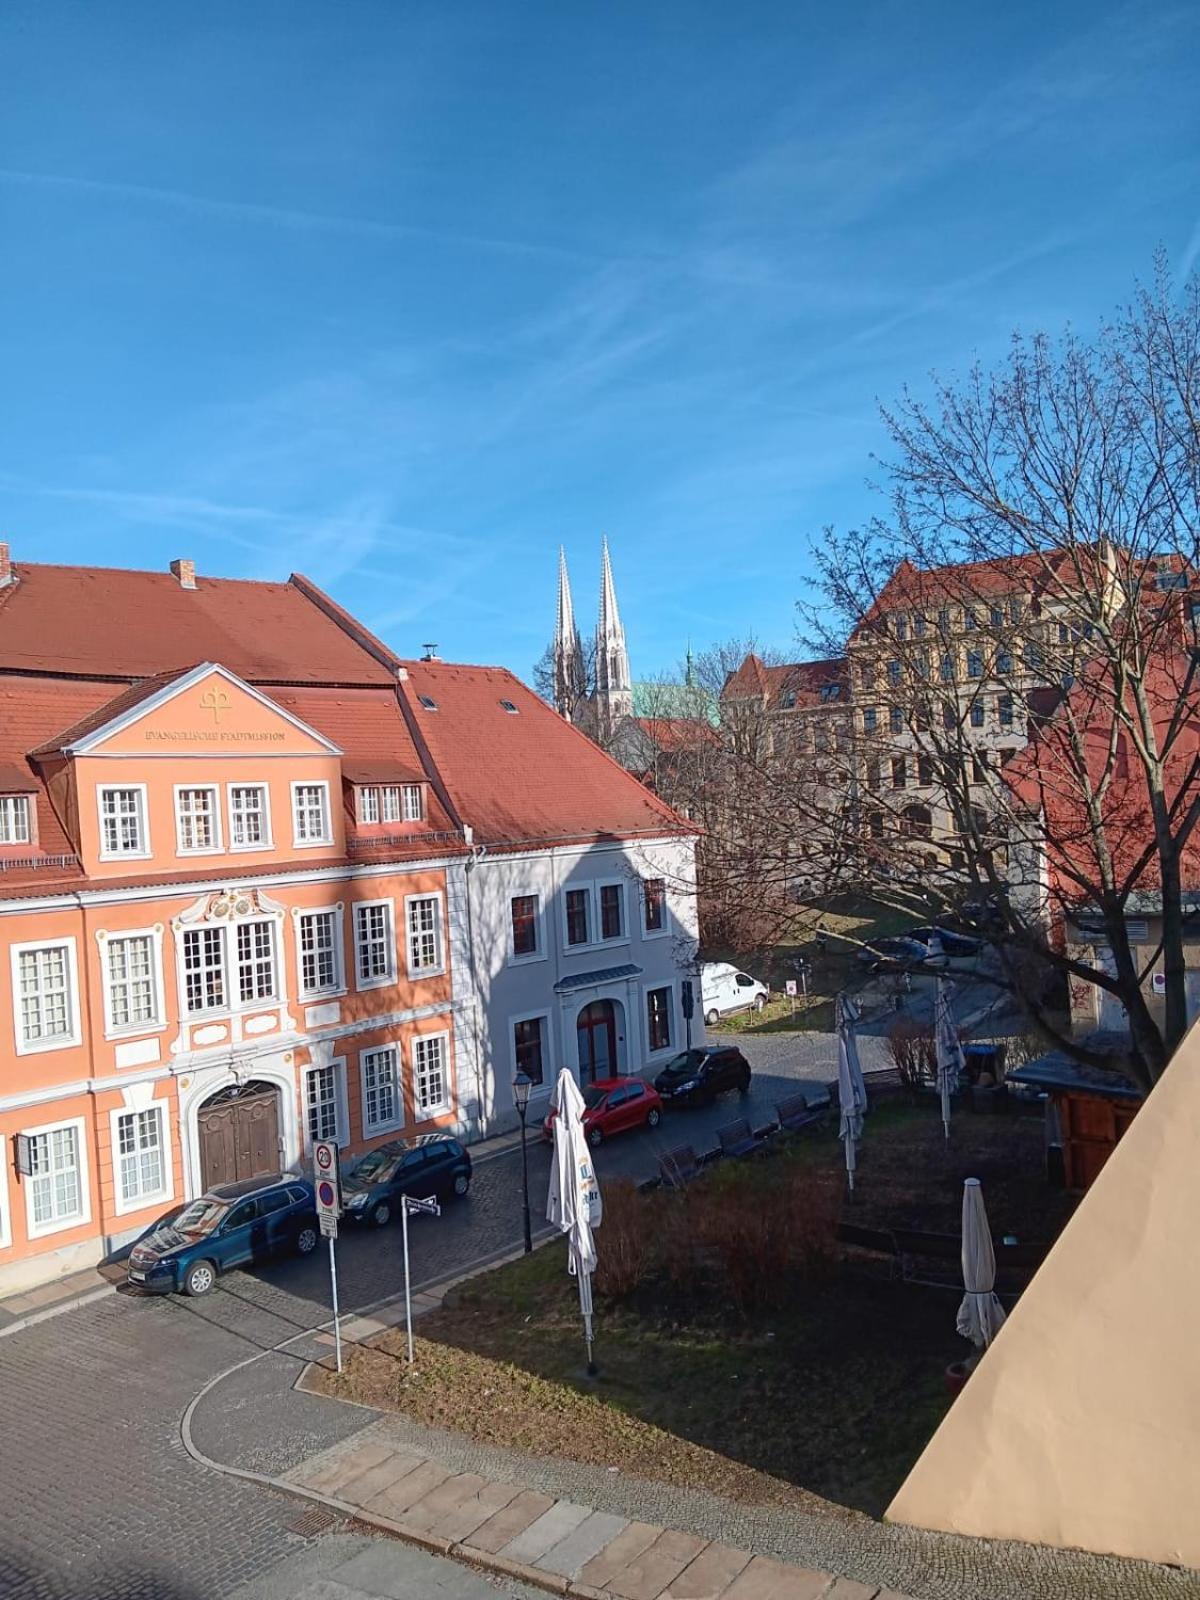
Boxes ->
[199,686,231,725]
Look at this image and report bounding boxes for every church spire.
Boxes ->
[552,545,587,722]
[593,535,633,744]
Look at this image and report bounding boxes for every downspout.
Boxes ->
[463,830,490,1141]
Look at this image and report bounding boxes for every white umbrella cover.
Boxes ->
[956,1177,1007,1349]
[837,994,870,1117]
[934,978,965,1141]
[546,1069,603,1371]
[836,1024,864,1192]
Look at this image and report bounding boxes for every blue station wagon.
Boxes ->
[341,1135,472,1227]
[126,1173,319,1297]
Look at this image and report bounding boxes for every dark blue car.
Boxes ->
[341,1134,472,1227]
[126,1173,319,1297]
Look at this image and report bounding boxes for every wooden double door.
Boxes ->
[198,1083,282,1191]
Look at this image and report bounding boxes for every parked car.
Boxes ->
[699,961,769,1025]
[126,1174,318,1297]
[855,935,950,973]
[542,1075,663,1147]
[342,1134,472,1227]
[653,1044,752,1105]
[906,926,983,962]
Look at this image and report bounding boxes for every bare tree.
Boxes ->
[801,257,1200,1090]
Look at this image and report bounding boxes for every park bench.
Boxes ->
[659,1144,702,1187]
[891,1228,1044,1295]
[716,1117,761,1159]
[774,1092,828,1134]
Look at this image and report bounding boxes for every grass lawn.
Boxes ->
[315,1105,1075,1519]
[712,895,914,1035]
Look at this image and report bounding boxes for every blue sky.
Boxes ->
[2,2,1198,680]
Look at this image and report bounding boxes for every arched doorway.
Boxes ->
[576,999,622,1084]
[197,1080,282,1191]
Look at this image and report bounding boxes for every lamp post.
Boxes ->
[513,1070,533,1254]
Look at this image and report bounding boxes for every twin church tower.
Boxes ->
[552,538,633,746]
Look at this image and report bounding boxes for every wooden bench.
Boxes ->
[660,1144,702,1187]
[716,1117,761,1159]
[774,1092,828,1134]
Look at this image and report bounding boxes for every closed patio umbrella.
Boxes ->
[837,994,870,1114]
[934,977,965,1141]
[836,1015,865,1193]
[547,1068,603,1374]
[956,1177,1007,1349]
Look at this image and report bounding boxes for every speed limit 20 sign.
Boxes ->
[313,1139,341,1238]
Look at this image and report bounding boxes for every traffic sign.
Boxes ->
[314,1140,341,1238]
[785,980,797,997]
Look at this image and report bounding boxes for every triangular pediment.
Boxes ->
[71,664,341,758]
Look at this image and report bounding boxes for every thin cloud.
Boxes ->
[0,166,595,266]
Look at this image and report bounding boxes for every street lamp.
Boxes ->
[513,1070,533,1254]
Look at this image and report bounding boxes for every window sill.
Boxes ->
[176,847,224,858]
[26,1209,90,1241]
[229,841,274,853]
[112,1188,171,1218]
[98,851,153,864]
[363,1120,405,1140]
[506,950,547,967]
[14,1033,82,1057]
[292,838,335,850]
[356,974,397,992]
[299,987,348,1005]
[407,965,446,981]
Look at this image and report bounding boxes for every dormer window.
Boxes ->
[418,695,438,711]
[357,784,425,825]
[0,794,31,846]
[499,699,519,714]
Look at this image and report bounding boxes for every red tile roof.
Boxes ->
[633,717,720,753]
[396,662,692,847]
[723,653,847,710]
[0,561,396,684]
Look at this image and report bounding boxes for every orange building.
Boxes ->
[0,552,469,1293]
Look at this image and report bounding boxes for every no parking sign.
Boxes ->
[314,1139,341,1238]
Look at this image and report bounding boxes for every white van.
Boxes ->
[699,962,769,1025]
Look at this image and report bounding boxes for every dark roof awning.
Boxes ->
[0,760,38,793]
[1009,1038,1143,1103]
[340,759,427,785]
[555,963,644,994]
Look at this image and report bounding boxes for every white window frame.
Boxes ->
[303,1057,349,1149]
[643,981,678,1059]
[562,883,594,951]
[360,1043,404,1136]
[178,915,286,1020]
[97,783,150,861]
[641,877,671,940]
[0,794,32,847]
[509,1009,553,1097]
[354,898,397,990]
[507,890,546,967]
[294,905,346,1000]
[597,878,629,944]
[11,937,82,1056]
[404,892,445,979]
[379,786,403,824]
[109,1103,173,1216]
[22,1116,90,1239]
[401,784,424,822]
[99,926,165,1038]
[0,1134,11,1249]
[227,783,272,851]
[358,786,381,824]
[180,925,228,1017]
[174,784,222,855]
[411,1030,452,1119]
[235,918,280,1005]
[291,780,333,848]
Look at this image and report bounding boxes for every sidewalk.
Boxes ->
[278,1425,901,1600]
[0,1260,122,1337]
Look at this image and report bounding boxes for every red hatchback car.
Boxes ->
[542,1075,664,1147]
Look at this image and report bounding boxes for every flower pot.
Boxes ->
[945,1359,973,1396]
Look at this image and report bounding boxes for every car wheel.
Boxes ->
[296,1224,319,1255]
[587,1125,604,1148]
[646,1106,662,1129]
[370,1201,392,1228]
[754,995,766,1012]
[184,1260,216,1297]
[453,1172,470,1197]
[705,1008,720,1026]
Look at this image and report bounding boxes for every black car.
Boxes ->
[906,926,983,959]
[341,1134,472,1227]
[126,1174,318,1297]
[653,1045,752,1105]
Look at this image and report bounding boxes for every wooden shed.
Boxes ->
[1009,1048,1143,1193]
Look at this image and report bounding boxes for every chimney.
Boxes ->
[0,541,11,588]
[170,558,197,590]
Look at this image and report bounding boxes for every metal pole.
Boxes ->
[402,1198,414,1365]
[519,1109,532,1254]
[328,1236,343,1374]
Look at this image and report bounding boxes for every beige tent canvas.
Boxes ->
[887,1026,1200,1570]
